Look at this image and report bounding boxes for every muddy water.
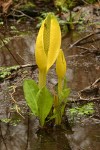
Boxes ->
[0,33,36,66]
[0,31,100,150]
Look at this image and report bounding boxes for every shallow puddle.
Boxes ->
[0,30,100,150]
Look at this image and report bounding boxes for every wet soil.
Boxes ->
[0,24,100,150]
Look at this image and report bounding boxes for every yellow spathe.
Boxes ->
[47,15,61,71]
[35,21,47,70]
[35,13,61,72]
[56,49,66,79]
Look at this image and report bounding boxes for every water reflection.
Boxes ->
[0,117,72,150]
[0,116,37,150]
[0,118,100,150]
[66,124,100,150]
[0,35,36,66]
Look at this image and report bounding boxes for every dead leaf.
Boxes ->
[0,0,13,13]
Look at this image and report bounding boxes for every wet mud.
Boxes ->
[0,29,100,150]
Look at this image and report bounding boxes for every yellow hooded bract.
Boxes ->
[35,21,47,70]
[56,49,66,79]
[47,15,61,71]
[35,13,61,72]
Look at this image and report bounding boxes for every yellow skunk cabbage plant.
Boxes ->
[56,49,66,95]
[35,13,61,89]
[53,49,70,125]
[23,13,70,127]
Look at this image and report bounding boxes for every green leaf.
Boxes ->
[37,87,53,126]
[23,79,39,116]
[59,88,70,103]
[1,118,11,123]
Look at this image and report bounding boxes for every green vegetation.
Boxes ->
[86,0,97,4]
[0,117,21,126]
[54,0,76,10]
[0,0,98,33]
[69,103,94,119]
[19,2,36,11]
[0,66,19,79]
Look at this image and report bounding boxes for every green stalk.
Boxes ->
[55,110,62,125]
[39,69,47,89]
[54,95,61,125]
[56,77,68,125]
[58,77,63,95]
[54,77,64,125]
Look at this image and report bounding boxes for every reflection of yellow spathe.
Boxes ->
[56,49,66,94]
[35,13,61,88]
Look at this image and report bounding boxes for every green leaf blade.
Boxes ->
[37,87,53,126]
[59,88,70,103]
[23,79,39,116]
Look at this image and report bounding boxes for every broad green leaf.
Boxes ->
[37,87,53,126]
[23,79,39,116]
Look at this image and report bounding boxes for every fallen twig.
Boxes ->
[75,45,99,55]
[17,64,37,69]
[92,78,100,86]
[78,78,100,101]
[69,31,100,48]
[70,97,100,103]
[75,45,97,51]
[10,8,34,21]
[0,64,37,81]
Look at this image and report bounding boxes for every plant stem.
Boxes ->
[58,77,63,95]
[55,110,61,125]
[54,77,63,125]
[39,69,46,89]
